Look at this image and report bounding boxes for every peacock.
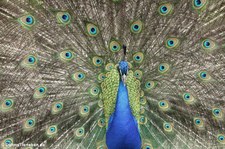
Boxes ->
[0,0,225,148]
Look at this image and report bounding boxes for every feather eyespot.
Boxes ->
[201,39,217,52]
[89,85,100,97]
[158,3,173,16]
[92,56,103,67]
[51,102,63,114]
[72,72,85,82]
[56,12,71,25]
[131,20,143,34]
[143,143,153,149]
[212,108,223,119]
[158,63,170,74]
[33,86,47,99]
[86,23,99,37]
[98,73,106,81]
[140,97,147,105]
[79,105,90,117]
[2,138,13,148]
[193,118,204,129]
[193,0,208,10]
[46,125,58,137]
[198,71,211,81]
[109,39,122,52]
[182,93,195,104]
[217,134,225,144]
[134,70,143,79]
[139,116,147,125]
[163,122,173,132]
[75,127,85,138]
[21,55,38,69]
[59,50,74,62]
[23,118,36,131]
[166,38,180,49]
[18,15,36,29]
[98,118,106,127]
[158,100,170,111]
[1,99,14,112]
[105,63,115,71]
[144,81,156,90]
[133,52,144,64]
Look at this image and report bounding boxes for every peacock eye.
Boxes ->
[160,5,168,14]
[27,119,34,126]
[158,100,170,111]
[98,118,106,127]
[72,72,85,82]
[201,39,216,52]
[5,139,12,145]
[18,14,36,29]
[34,86,47,99]
[26,16,34,25]
[105,63,115,71]
[23,118,36,131]
[1,99,14,112]
[158,63,170,74]
[98,73,106,81]
[21,55,38,69]
[193,0,208,9]
[144,81,156,90]
[131,20,143,34]
[198,71,211,81]
[217,134,225,144]
[75,127,85,138]
[5,100,12,107]
[38,87,45,94]
[92,56,103,67]
[212,108,223,119]
[203,40,210,48]
[134,70,143,79]
[51,102,63,114]
[86,23,99,37]
[163,122,173,132]
[182,93,195,104]
[59,50,74,62]
[50,127,55,132]
[79,105,90,117]
[133,52,144,64]
[56,12,71,25]
[4,138,13,146]
[26,119,35,127]
[89,85,100,97]
[158,3,173,16]
[195,119,201,124]
[46,125,58,136]
[27,56,36,64]
[193,117,204,129]
[65,52,72,58]
[184,93,190,100]
[109,39,121,52]
[166,38,180,49]
[139,116,147,125]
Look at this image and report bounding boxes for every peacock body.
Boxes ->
[0,0,225,149]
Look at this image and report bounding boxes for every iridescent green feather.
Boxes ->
[101,68,119,126]
[126,70,141,121]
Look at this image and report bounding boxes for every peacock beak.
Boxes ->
[120,69,128,85]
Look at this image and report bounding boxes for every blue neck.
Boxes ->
[106,80,141,149]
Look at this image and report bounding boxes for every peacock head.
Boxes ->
[119,61,129,84]
[118,45,129,84]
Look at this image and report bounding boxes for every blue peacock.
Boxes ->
[0,0,225,149]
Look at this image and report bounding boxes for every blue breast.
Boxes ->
[106,80,141,149]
